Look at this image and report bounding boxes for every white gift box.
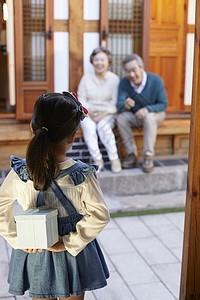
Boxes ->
[14,206,59,249]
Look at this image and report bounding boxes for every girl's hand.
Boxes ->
[47,236,66,252]
[22,237,66,253]
[22,249,43,253]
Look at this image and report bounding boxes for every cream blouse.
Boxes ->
[77,71,120,114]
[0,158,110,256]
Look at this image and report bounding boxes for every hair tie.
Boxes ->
[62,90,88,120]
[70,92,88,119]
[42,127,48,132]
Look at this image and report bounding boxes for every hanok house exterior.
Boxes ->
[0,0,195,169]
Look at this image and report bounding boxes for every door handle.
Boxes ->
[102,26,107,40]
[47,26,52,40]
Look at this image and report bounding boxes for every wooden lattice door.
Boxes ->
[100,0,150,78]
[15,0,54,120]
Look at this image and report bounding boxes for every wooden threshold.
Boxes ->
[165,112,191,120]
[0,113,15,118]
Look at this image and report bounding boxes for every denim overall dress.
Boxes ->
[8,157,109,299]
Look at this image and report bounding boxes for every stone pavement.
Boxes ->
[0,206,185,300]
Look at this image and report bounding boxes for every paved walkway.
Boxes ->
[0,209,184,300]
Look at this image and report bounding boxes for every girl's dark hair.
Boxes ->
[90,46,112,65]
[26,92,83,191]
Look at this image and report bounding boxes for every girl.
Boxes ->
[0,92,110,300]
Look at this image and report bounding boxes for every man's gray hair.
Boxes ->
[122,54,143,68]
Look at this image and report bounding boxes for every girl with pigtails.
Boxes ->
[0,92,110,300]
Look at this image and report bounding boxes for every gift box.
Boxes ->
[14,206,59,249]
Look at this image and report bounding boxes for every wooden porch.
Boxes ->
[0,114,190,170]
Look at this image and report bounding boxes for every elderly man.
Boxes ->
[116,54,168,172]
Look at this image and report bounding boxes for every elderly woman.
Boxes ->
[77,46,121,173]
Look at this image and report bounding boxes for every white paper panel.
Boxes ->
[187,0,195,24]
[54,0,69,20]
[184,34,194,105]
[6,0,15,105]
[108,33,132,54]
[83,32,100,74]
[54,32,69,92]
[84,0,100,20]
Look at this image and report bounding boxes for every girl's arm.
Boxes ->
[62,172,110,256]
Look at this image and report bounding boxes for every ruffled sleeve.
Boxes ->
[69,164,98,185]
[10,155,29,182]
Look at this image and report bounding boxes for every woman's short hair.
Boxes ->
[90,46,112,65]
[122,54,143,68]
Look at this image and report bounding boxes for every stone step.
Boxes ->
[98,160,187,196]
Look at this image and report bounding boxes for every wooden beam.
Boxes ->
[180,0,200,298]
[54,20,99,33]
[84,20,99,32]
[54,20,69,32]
[53,20,100,33]
[68,0,84,92]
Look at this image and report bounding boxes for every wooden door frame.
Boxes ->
[14,0,54,120]
[180,0,200,297]
[100,0,151,70]
[142,0,151,70]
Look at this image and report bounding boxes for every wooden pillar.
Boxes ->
[180,0,200,298]
[68,0,84,92]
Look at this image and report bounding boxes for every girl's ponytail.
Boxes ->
[26,128,59,191]
[26,92,87,191]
